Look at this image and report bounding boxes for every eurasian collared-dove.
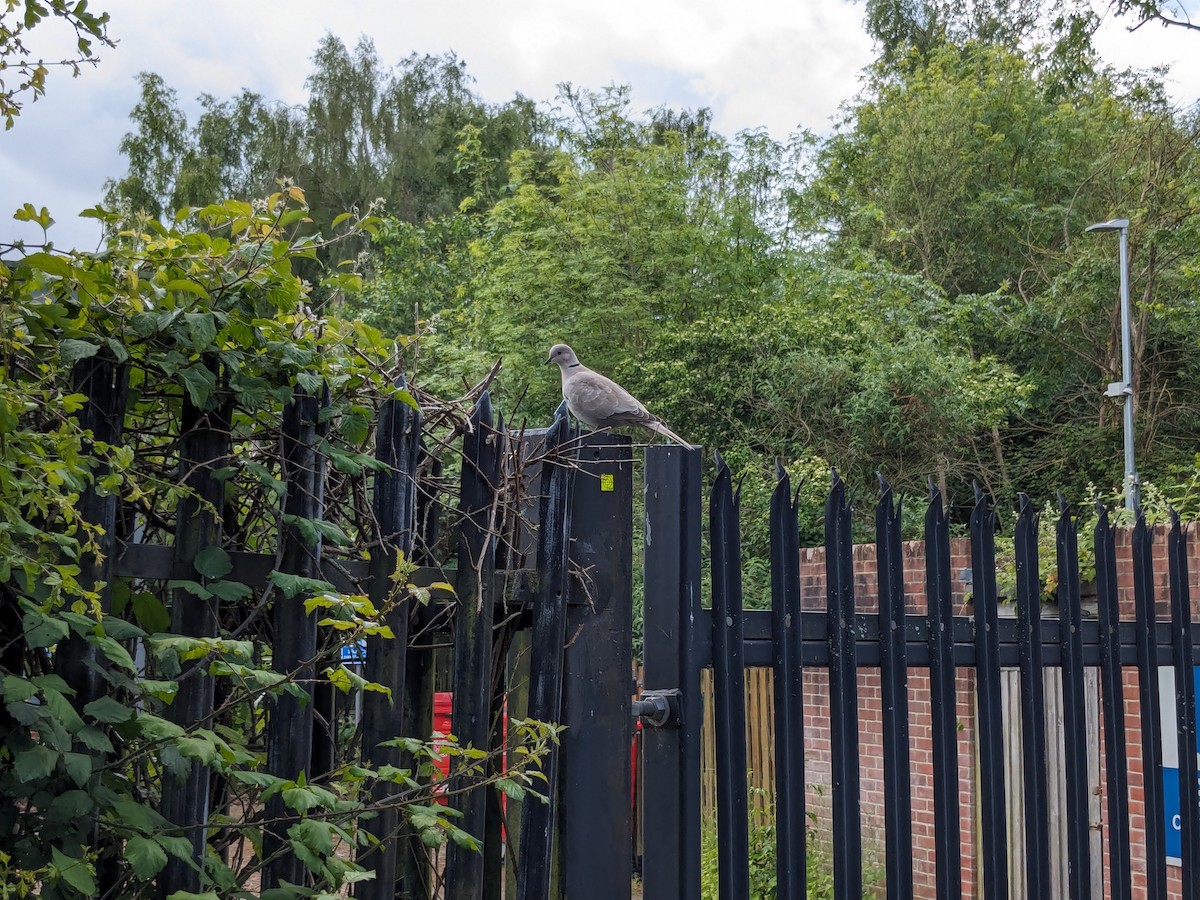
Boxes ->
[546,343,691,445]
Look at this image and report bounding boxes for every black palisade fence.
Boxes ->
[36,375,1200,899]
[639,445,1200,900]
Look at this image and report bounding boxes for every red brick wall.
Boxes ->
[791,523,1200,899]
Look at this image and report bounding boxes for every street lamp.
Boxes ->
[1085,217,1138,510]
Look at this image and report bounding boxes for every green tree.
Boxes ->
[104,37,546,238]
[809,39,1200,502]
[404,85,807,416]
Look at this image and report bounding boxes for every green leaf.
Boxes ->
[165,892,219,900]
[176,736,218,764]
[168,579,213,600]
[92,634,136,670]
[140,679,179,702]
[23,609,69,648]
[110,799,170,833]
[43,687,84,733]
[3,675,36,703]
[77,725,114,753]
[48,789,93,822]
[60,339,100,364]
[62,751,93,787]
[51,847,96,896]
[21,251,71,277]
[13,745,58,781]
[131,595,171,638]
[291,818,334,854]
[183,312,218,349]
[127,835,168,880]
[207,580,251,602]
[133,713,185,740]
[166,279,209,298]
[280,513,319,546]
[29,673,70,693]
[268,570,336,599]
[179,362,216,409]
[155,834,195,860]
[194,546,233,579]
[100,615,145,641]
[84,695,134,724]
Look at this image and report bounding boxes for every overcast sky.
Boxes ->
[3,0,1198,251]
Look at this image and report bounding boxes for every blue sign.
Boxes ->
[1160,666,1200,866]
[340,639,367,663]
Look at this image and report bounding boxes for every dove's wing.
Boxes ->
[564,370,656,429]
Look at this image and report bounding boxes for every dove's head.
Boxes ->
[546,343,580,369]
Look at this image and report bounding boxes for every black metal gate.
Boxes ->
[637,445,1200,900]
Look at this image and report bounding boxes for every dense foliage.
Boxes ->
[0,193,556,897]
[99,31,1200,530]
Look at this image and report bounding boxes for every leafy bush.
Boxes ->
[697,792,883,899]
[0,190,557,897]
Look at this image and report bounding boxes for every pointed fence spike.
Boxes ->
[973,480,985,505]
[775,457,786,481]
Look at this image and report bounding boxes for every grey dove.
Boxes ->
[546,343,690,445]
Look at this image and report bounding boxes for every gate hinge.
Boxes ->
[632,689,681,728]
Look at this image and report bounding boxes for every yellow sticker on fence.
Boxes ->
[600,473,614,492]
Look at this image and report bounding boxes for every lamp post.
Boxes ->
[1085,217,1138,510]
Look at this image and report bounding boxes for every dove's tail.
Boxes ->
[647,419,693,448]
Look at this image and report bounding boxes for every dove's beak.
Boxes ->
[544,356,553,365]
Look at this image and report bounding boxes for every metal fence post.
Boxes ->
[771,462,807,900]
[710,453,750,900]
[446,393,503,900]
[1014,495,1051,897]
[1168,512,1200,895]
[1056,500,1093,899]
[516,403,575,900]
[158,356,231,898]
[876,477,912,900]
[263,384,330,890]
[557,432,634,900]
[359,376,422,900]
[970,486,1008,900]
[826,472,861,900]
[1132,508,1169,897]
[641,445,703,900]
[924,483,962,898]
